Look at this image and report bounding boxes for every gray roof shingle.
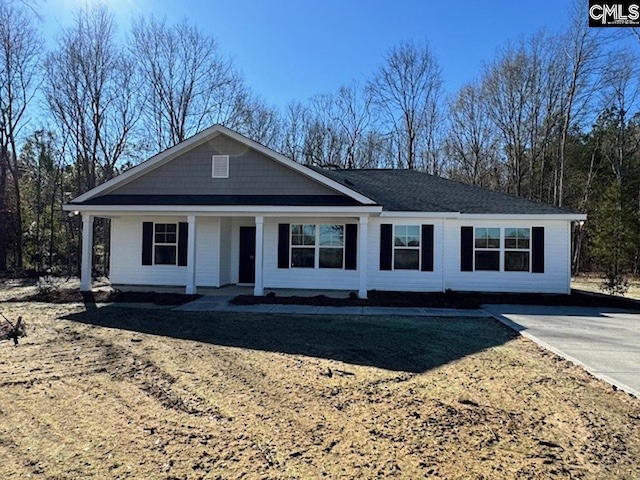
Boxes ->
[313,168,577,214]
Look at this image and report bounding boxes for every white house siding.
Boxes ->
[219,217,232,286]
[443,218,570,294]
[262,217,360,290]
[367,217,445,292]
[195,217,220,287]
[110,214,572,294]
[110,216,220,287]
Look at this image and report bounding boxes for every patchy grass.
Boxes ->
[0,280,200,305]
[0,303,638,479]
[573,274,640,301]
[21,289,201,306]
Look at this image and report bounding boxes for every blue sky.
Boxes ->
[42,0,578,108]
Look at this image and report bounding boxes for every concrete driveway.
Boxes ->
[483,305,640,397]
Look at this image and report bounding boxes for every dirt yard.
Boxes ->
[0,300,638,479]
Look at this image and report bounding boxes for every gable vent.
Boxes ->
[212,155,229,178]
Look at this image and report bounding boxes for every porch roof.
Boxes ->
[71,194,369,207]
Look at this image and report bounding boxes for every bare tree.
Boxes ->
[231,93,282,148]
[482,44,529,196]
[279,101,308,163]
[302,92,345,167]
[554,0,602,206]
[286,83,380,169]
[482,33,564,198]
[595,50,640,183]
[45,4,140,191]
[44,4,141,276]
[334,82,375,168]
[0,0,42,270]
[131,16,243,151]
[445,82,500,187]
[369,40,443,169]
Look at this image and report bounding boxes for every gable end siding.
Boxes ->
[110,134,341,197]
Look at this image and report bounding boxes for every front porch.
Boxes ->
[79,212,371,298]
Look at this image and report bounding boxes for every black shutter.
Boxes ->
[380,224,393,270]
[421,224,434,272]
[278,223,290,268]
[345,224,358,270]
[532,226,545,273]
[460,226,473,272]
[142,222,153,265]
[178,222,188,266]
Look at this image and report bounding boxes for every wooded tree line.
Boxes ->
[0,0,639,281]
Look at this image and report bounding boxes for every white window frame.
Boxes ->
[290,223,346,269]
[290,224,316,268]
[392,225,421,270]
[154,222,178,266]
[471,227,533,272]
[504,227,531,272]
[473,227,501,271]
[212,155,229,178]
[318,224,345,269]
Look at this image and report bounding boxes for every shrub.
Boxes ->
[36,275,65,296]
[600,272,629,297]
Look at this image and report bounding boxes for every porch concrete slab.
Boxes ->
[174,296,234,312]
[268,304,321,314]
[316,306,364,315]
[200,286,254,296]
[361,307,424,316]
[483,304,640,398]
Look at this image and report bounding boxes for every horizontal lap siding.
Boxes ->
[111,135,337,196]
[195,217,219,287]
[443,219,569,294]
[110,216,219,287]
[219,218,232,286]
[109,215,571,294]
[367,218,443,292]
[262,218,359,290]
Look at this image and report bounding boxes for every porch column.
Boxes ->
[185,215,197,294]
[358,216,368,299]
[254,216,264,296]
[80,213,94,291]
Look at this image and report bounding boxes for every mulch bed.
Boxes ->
[4,284,640,310]
[3,290,201,306]
[231,289,640,310]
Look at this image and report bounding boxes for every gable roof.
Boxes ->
[313,168,581,215]
[65,125,583,218]
[68,124,376,206]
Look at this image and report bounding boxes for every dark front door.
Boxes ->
[239,226,256,284]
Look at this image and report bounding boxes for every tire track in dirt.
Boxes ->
[2,304,639,479]
[0,322,226,420]
[179,346,428,477]
[0,338,120,386]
